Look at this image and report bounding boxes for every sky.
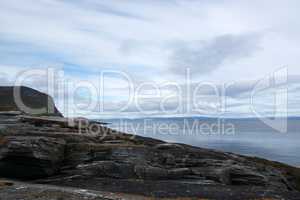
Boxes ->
[0,0,300,118]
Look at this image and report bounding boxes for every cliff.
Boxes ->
[0,86,62,117]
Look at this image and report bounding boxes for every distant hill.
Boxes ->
[0,86,62,117]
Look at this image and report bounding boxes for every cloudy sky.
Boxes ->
[0,0,300,118]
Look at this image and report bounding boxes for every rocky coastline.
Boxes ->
[0,87,300,199]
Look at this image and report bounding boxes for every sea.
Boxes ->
[102,117,300,167]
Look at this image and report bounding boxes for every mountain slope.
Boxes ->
[0,86,62,116]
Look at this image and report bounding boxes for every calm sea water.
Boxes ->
[103,117,300,167]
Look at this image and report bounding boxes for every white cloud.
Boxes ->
[1,0,300,117]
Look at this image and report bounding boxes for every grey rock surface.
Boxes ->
[0,113,300,199]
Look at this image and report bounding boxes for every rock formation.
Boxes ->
[0,86,62,116]
[0,87,300,199]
